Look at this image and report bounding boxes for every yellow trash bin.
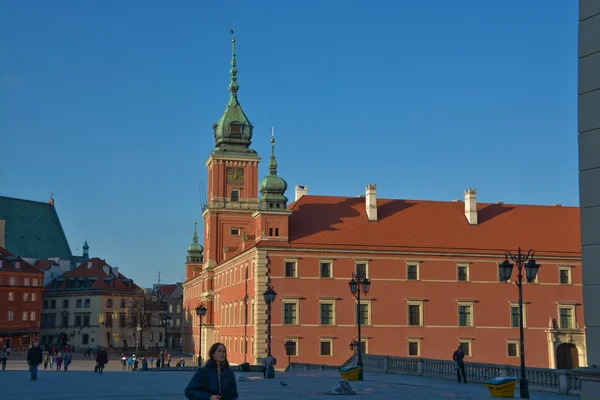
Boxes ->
[484,376,519,398]
[339,366,361,381]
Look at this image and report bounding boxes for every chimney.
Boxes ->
[366,184,377,221]
[112,266,119,277]
[103,265,110,275]
[464,188,478,225]
[295,185,307,201]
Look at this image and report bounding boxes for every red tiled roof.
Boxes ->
[263,195,581,258]
[0,247,44,274]
[159,284,177,297]
[47,257,142,292]
[34,259,59,271]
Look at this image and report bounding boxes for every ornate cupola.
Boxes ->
[212,28,257,157]
[259,128,289,210]
[186,221,204,264]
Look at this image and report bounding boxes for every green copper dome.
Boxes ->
[212,30,257,157]
[187,221,204,262]
[259,131,288,206]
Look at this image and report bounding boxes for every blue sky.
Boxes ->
[0,1,578,288]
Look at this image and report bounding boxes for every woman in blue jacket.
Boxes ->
[185,342,239,400]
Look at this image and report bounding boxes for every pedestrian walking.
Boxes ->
[95,346,109,374]
[452,345,468,384]
[26,342,43,381]
[185,342,238,400]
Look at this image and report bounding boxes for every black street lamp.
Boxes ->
[263,286,277,379]
[284,339,296,367]
[163,314,172,348]
[498,248,541,400]
[349,272,371,381]
[195,304,207,366]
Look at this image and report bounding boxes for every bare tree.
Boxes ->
[128,294,154,350]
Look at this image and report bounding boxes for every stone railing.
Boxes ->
[288,354,582,396]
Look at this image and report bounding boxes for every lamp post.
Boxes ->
[162,314,172,349]
[136,325,142,353]
[498,248,541,400]
[349,272,371,381]
[284,339,295,367]
[263,286,277,379]
[195,304,207,366]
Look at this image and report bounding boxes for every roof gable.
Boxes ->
[0,196,73,261]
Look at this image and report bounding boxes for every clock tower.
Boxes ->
[203,30,261,267]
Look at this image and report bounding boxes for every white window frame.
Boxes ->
[282,299,300,326]
[457,264,470,282]
[509,302,527,328]
[284,259,298,278]
[230,228,240,236]
[230,189,240,202]
[557,304,577,329]
[319,299,336,326]
[354,300,371,326]
[24,278,30,286]
[407,338,421,356]
[319,338,334,356]
[23,293,29,301]
[319,260,333,279]
[9,277,15,285]
[459,338,472,357]
[7,311,13,321]
[506,340,519,357]
[407,300,424,327]
[8,292,14,301]
[30,311,36,321]
[32,278,38,286]
[558,266,572,285]
[359,339,369,355]
[457,302,474,327]
[406,262,420,281]
[354,261,369,278]
[22,311,29,321]
[32,293,37,301]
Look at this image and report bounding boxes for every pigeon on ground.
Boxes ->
[280,381,288,387]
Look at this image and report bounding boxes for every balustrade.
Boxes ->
[288,354,581,396]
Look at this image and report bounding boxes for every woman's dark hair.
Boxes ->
[208,342,228,363]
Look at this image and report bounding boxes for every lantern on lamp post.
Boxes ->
[195,304,207,366]
[348,272,371,381]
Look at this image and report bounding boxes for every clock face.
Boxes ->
[226,167,244,184]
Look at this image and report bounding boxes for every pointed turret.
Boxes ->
[212,28,257,157]
[187,221,204,264]
[82,240,90,261]
[259,128,288,209]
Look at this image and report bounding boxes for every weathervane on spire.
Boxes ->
[228,23,239,100]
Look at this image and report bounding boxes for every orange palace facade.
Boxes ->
[183,34,585,370]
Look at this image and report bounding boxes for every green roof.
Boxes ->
[0,196,73,261]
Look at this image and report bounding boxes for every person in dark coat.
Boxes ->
[185,342,239,400]
[452,345,468,383]
[27,342,43,380]
[95,346,109,374]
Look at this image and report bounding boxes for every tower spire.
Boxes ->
[228,24,239,105]
[187,219,204,263]
[269,127,278,175]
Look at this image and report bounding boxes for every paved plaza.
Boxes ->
[0,365,577,399]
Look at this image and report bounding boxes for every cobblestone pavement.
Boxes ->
[0,368,576,399]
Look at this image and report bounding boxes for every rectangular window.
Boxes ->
[359,340,368,354]
[559,268,571,284]
[320,303,334,325]
[32,279,38,286]
[230,190,239,202]
[507,341,518,357]
[320,340,333,356]
[75,315,82,326]
[62,299,69,308]
[120,299,126,308]
[8,292,14,301]
[32,293,37,301]
[119,313,126,327]
[9,277,15,285]
[284,261,297,278]
[7,311,13,321]
[356,303,369,325]
[407,264,419,280]
[43,300,48,309]
[230,228,240,236]
[458,304,473,327]
[355,263,367,278]
[23,311,29,321]
[510,305,526,328]
[408,304,422,326]
[24,278,30,286]
[460,341,471,357]
[83,315,90,326]
[82,334,89,345]
[159,332,163,342]
[107,299,113,308]
[408,340,420,356]
[76,299,82,308]
[320,262,332,278]
[457,265,469,281]
[283,302,297,325]
[84,299,90,308]
[50,300,56,309]
[105,312,113,327]
[559,306,574,329]
[23,293,29,301]
[30,311,36,321]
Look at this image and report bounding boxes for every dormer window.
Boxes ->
[15,261,20,269]
[231,190,240,202]
[230,123,242,135]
